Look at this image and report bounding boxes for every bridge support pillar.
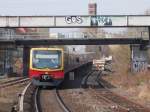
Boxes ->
[23,46,30,76]
[130,45,148,73]
[148,27,150,45]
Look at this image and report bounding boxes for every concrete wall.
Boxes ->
[131,45,148,72]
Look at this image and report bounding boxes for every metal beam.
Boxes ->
[0,40,15,45]
[0,15,150,27]
[0,38,148,46]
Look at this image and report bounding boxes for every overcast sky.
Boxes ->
[0,0,150,15]
[0,0,150,33]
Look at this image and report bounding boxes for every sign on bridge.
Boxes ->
[0,15,150,27]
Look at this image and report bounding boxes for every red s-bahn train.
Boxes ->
[29,48,64,86]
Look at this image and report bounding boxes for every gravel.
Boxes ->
[59,88,115,112]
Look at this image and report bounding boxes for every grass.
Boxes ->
[103,45,150,107]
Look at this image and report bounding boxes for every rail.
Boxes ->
[19,82,32,112]
[0,77,29,88]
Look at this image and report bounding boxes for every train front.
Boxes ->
[29,48,64,86]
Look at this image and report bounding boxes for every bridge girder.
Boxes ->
[0,38,148,47]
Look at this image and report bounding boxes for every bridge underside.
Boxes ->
[0,38,149,47]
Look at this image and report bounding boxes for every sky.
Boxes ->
[0,0,150,15]
[0,0,150,33]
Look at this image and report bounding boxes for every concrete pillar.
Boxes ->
[4,48,12,76]
[148,27,150,45]
[23,46,30,77]
[131,45,148,72]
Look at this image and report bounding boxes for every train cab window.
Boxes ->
[32,50,62,69]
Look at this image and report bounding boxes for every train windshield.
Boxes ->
[32,50,62,69]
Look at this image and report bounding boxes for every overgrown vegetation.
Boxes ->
[103,45,150,107]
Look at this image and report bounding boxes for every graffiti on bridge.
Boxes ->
[91,16,112,26]
[65,16,83,24]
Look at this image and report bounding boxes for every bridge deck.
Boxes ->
[0,38,148,46]
[0,15,150,27]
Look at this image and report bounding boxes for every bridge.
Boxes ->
[0,15,150,27]
[0,15,150,44]
[0,38,148,46]
[0,15,150,74]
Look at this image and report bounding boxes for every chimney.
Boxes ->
[88,1,97,15]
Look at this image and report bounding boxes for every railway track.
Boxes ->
[97,77,150,112]
[19,83,71,112]
[35,87,71,112]
[81,71,129,112]
[18,65,150,112]
[81,70,94,88]
[19,82,36,112]
[0,77,29,88]
[85,72,150,112]
[82,70,150,112]
[18,63,92,112]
